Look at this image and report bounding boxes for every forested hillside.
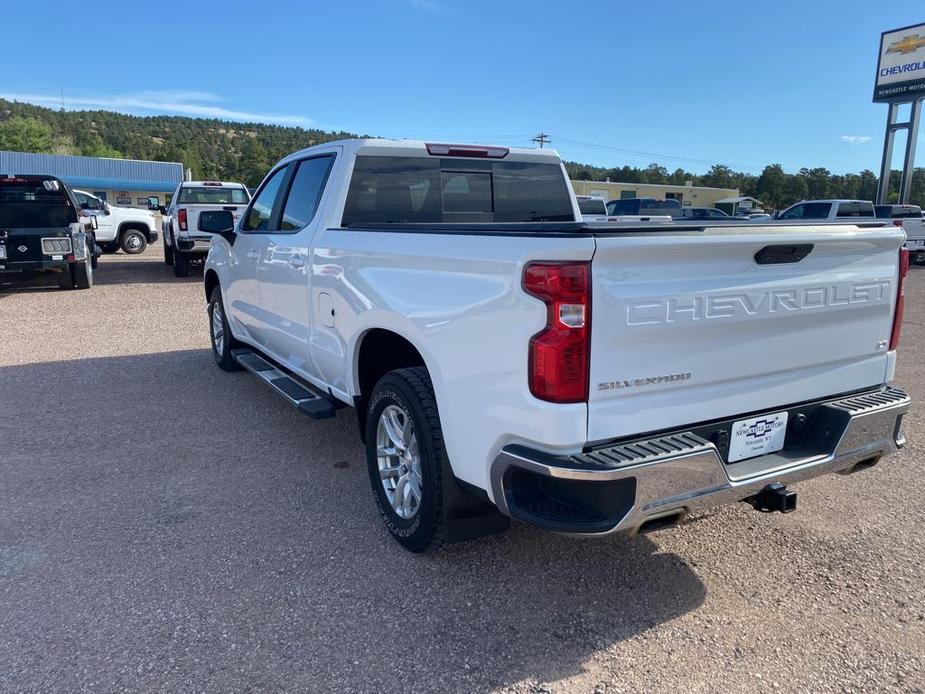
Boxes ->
[0,98,920,207]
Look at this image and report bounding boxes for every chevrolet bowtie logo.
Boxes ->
[887,33,925,55]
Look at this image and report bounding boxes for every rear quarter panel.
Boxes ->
[309,227,595,495]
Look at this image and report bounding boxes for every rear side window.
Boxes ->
[578,198,606,215]
[639,200,681,217]
[280,155,335,231]
[0,177,78,228]
[341,155,575,225]
[177,186,249,205]
[836,202,874,218]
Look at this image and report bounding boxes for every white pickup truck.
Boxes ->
[200,139,911,553]
[161,181,250,277]
[73,190,158,254]
[777,199,876,221]
[877,204,925,263]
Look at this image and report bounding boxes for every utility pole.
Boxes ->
[532,132,550,148]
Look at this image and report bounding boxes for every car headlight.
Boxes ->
[0,245,6,259]
[41,237,73,255]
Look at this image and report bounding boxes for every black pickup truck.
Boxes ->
[0,175,100,289]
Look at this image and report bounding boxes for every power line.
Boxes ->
[532,132,550,148]
[550,134,765,173]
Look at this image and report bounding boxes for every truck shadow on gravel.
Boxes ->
[0,349,706,692]
[94,256,204,285]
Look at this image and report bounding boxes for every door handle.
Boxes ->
[246,249,259,259]
[288,254,305,269]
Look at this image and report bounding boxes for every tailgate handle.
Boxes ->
[222,206,238,211]
[754,244,813,265]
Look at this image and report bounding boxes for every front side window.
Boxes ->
[342,155,575,225]
[244,167,288,232]
[780,202,832,220]
[280,155,335,231]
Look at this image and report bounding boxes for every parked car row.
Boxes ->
[0,143,914,558]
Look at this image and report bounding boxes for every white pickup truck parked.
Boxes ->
[200,139,911,553]
[877,204,925,264]
[161,181,250,277]
[73,190,158,254]
[777,199,876,221]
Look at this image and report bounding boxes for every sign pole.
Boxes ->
[899,98,922,204]
[876,103,899,205]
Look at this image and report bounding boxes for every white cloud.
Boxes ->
[0,90,311,126]
[840,135,872,145]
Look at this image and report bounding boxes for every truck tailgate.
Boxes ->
[587,223,904,442]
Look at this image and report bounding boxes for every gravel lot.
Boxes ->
[1,247,923,693]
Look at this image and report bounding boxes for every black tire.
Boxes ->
[174,251,191,277]
[120,228,147,255]
[365,367,446,553]
[208,286,241,371]
[100,242,118,254]
[163,235,174,265]
[72,256,93,289]
[57,266,73,289]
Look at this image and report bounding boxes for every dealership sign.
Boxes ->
[874,22,925,102]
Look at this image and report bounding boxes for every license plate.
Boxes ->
[728,412,789,462]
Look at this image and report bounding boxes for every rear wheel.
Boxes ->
[365,367,446,553]
[208,286,241,371]
[120,229,147,255]
[163,235,174,265]
[174,251,191,277]
[57,266,73,289]
[72,255,93,289]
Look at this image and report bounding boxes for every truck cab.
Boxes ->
[73,190,158,255]
[777,199,876,221]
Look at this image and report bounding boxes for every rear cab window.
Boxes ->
[341,154,575,225]
[578,198,607,215]
[0,176,78,228]
[177,185,250,205]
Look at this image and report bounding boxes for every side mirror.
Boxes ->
[198,210,236,244]
[103,202,111,215]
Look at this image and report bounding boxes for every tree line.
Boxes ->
[0,98,921,208]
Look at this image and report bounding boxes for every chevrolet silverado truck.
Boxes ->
[73,190,158,254]
[161,180,250,277]
[200,139,911,553]
[1,175,100,289]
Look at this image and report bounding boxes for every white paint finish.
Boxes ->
[206,138,906,501]
[309,227,594,491]
[587,226,905,442]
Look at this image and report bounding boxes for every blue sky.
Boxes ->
[2,0,921,175]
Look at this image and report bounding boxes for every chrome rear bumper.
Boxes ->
[490,387,910,535]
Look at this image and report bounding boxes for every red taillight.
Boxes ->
[890,248,909,351]
[523,262,591,403]
[178,208,188,231]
